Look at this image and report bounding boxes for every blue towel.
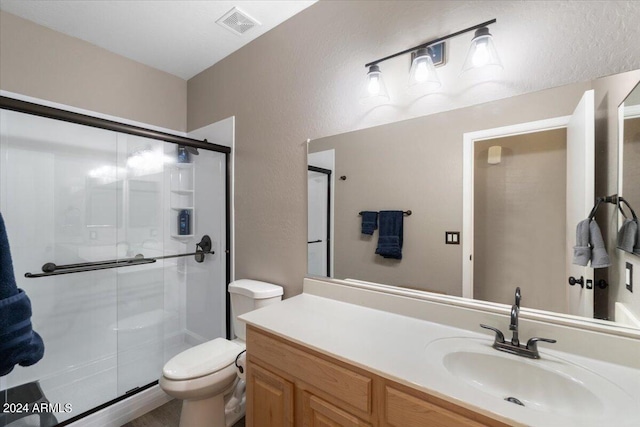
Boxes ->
[0,212,45,376]
[360,211,378,235]
[375,211,403,259]
[0,212,18,300]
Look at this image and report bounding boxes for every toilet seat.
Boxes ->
[163,338,243,380]
[160,363,238,401]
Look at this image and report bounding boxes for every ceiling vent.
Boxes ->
[217,7,260,36]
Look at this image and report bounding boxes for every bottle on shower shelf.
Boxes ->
[177,145,190,163]
[178,209,191,235]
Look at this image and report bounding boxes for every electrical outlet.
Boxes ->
[626,262,633,293]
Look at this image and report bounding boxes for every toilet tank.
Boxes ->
[228,279,283,341]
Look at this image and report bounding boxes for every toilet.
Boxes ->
[159,279,283,427]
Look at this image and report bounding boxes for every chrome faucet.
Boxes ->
[480,287,557,359]
[509,304,519,346]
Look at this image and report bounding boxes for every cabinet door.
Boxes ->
[302,392,372,427]
[385,386,487,427]
[247,363,294,427]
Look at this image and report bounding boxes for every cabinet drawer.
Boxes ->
[303,392,372,427]
[247,327,371,413]
[385,386,487,427]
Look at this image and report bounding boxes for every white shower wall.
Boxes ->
[0,105,227,425]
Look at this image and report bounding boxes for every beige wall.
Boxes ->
[310,84,587,295]
[474,130,566,311]
[0,11,187,131]
[188,1,640,297]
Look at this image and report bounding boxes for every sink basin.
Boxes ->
[425,337,634,424]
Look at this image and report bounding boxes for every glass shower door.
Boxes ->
[1,106,228,427]
[114,134,167,396]
[1,109,120,425]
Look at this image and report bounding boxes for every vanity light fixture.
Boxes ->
[360,64,390,102]
[462,27,502,72]
[408,47,441,90]
[363,19,498,101]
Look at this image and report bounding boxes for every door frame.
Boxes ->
[462,115,571,298]
[307,165,332,277]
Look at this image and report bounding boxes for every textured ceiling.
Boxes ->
[0,0,316,80]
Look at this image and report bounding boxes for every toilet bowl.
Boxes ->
[159,280,283,427]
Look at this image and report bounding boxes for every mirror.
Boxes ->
[308,69,640,329]
[618,82,640,256]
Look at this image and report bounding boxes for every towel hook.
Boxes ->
[588,195,623,220]
[618,196,638,220]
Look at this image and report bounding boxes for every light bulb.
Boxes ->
[472,41,489,67]
[408,48,440,90]
[360,64,389,103]
[368,75,380,95]
[414,61,429,83]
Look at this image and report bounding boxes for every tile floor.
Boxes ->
[122,400,245,427]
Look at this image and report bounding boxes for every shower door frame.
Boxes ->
[0,95,232,426]
[308,165,332,277]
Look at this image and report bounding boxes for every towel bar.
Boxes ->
[358,210,411,216]
[25,235,215,278]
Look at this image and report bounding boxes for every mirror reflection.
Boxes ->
[619,82,640,256]
[308,69,640,329]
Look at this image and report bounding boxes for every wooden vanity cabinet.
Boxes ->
[246,363,294,426]
[246,326,512,427]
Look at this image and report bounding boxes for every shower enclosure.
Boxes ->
[0,97,230,426]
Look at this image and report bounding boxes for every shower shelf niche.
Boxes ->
[170,162,195,239]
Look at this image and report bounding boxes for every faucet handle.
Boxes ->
[526,337,557,353]
[480,324,505,343]
[515,287,521,308]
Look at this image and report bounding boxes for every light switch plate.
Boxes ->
[445,231,460,245]
[626,262,633,293]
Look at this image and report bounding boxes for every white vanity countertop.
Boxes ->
[240,293,640,427]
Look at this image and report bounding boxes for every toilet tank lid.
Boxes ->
[229,279,283,299]
[162,338,243,380]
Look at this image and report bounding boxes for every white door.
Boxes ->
[566,90,595,317]
[308,169,329,276]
